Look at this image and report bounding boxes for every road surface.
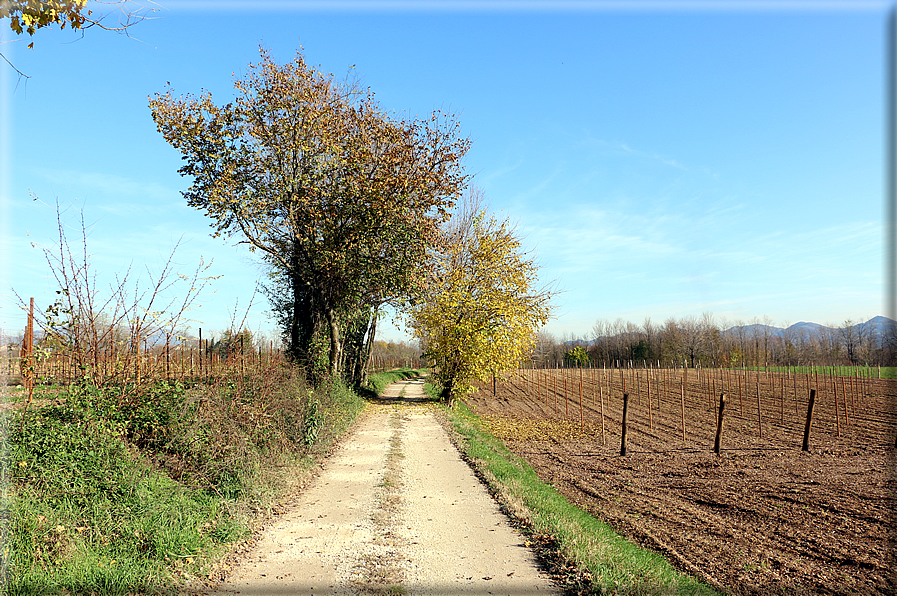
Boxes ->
[210,377,559,595]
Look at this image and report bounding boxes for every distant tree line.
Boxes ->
[369,340,420,367]
[529,314,896,368]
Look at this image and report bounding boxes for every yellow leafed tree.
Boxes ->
[410,190,551,406]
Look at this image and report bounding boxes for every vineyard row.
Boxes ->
[487,365,897,451]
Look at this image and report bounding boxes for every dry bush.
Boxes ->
[157,365,316,496]
[16,200,216,391]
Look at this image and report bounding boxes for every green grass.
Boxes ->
[438,383,721,596]
[3,406,234,594]
[362,368,428,398]
[876,366,897,380]
[733,365,890,378]
[2,367,371,595]
[1,382,69,403]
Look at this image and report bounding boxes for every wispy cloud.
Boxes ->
[508,164,567,205]
[752,221,881,263]
[574,134,691,172]
[617,142,687,170]
[161,1,887,13]
[521,208,686,267]
[514,193,882,333]
[30,167,182,205]
[475,155,526,188]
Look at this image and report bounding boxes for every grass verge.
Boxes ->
[360,368,428,399]
[1,365,378,595]
[431,381,722,596]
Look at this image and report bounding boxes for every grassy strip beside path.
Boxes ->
[1,368,417,595]
[434,383,721,596]
[361,367,427,397]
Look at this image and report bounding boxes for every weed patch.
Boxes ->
[3,365,368,594]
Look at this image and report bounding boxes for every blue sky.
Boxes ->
[0,1,888,343]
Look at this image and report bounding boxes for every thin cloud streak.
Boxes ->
[31,168,182,204]
[162,1,888,13]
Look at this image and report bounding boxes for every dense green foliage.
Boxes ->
[564,346,589,367]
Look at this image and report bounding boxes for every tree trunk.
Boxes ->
[342,308,373,387]
[325,306,342,378]
[441,378,455,408]
[290,273,302,361]
[358,310,378,387]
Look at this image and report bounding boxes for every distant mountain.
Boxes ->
[860,315,895,338]
[785,321,827,336]
[728,323,785,338]
[724,316,895,339]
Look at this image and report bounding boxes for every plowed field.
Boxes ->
[464,368,896,595]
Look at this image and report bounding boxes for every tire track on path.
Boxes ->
[209,378,558,595]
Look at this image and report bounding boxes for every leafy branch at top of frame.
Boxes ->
[1,1,160,42]
[1,1,160,83]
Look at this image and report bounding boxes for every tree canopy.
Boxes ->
[150,48,469,382]
[564,346,589,367]
[410,190,551,406]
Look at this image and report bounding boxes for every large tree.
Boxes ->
[150,49,469,380]
[410,189,551,407]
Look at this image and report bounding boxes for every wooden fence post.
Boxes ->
[637,369,641,406]
[680,376,686,443]
[553,368,557,414]
[135,330,141,386]
[23,298,35,407]
[579,366,584,430]
[802,389,817,452]
[599,373,606,446]
[564,372,569,420]
[165,333,170,382]
[714,392,726,455]
[620,393,630,456]
[833,370,841,437]
[780,374,784,424]
[791,369,797,418]
[646,369,653,431]
[756,373,763,439]
[841,375,849,428]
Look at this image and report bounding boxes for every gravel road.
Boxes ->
[210,377,559,596]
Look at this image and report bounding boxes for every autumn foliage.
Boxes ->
[410,192,551,405]
[150,48,469,383]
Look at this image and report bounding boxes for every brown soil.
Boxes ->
[464,368,897,595]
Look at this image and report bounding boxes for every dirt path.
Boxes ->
[210,378,559,595]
